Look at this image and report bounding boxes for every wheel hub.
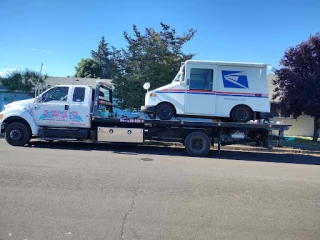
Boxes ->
[237,110,247,120]
[191,138,204,150]
[162,107,170,115]
[10,129,23,141]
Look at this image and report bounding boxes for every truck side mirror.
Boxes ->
[35,95,42,103]
[143,82,150,91]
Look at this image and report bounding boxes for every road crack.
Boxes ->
[120,162,151,240]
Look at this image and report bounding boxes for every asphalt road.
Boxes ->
[0,139,319,240]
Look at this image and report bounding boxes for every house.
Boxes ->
[0,85,32,111]
[268,74,316,137]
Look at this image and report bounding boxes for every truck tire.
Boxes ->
[184,131,211,157]
[5,122,31,146]
[156,103,175,120]
[231,105,252,122]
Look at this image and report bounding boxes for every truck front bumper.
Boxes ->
[0,113,4,133]
[141,105,156,113]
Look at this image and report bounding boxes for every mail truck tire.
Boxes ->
[231,105,252,122]
[5,122,31,146]
[184,131,211,157]
[156,103,175,120]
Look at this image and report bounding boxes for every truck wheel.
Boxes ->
[156,103,175,120]
[184,131,211,157]
[231,105,252,122]
[5,122,31,146]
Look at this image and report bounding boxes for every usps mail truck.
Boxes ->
[141,60,271,122]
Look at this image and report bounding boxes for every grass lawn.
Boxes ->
[286,136,320,145]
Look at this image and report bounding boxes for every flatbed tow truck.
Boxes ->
[0,82,291,157]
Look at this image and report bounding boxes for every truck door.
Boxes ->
[68,86,91,128]
[32,86,70,127]
[184,65,216,115]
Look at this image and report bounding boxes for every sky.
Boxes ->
[0,0,319,77]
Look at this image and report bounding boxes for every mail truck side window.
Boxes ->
[42,87,69,102]
[190,68,213,90]
[73,87,85,102]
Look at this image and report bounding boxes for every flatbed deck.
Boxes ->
[92,117,291,154]
[93,117,290,131]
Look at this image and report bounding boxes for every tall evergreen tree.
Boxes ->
[91,36,115,79]
[112,22,197,109]
[74,58,102,78]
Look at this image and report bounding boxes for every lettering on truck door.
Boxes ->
[33,86,70,127]
[68,86,90,128]
[184,64,216,115]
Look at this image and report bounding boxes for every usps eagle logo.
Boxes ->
[222,71,249,89]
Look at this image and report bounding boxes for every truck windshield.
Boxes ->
[173,64,185,82]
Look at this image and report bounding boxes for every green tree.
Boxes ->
[112,22,197,109]
[0,69,47,94]
[74,58,102,78]
[91,36,117,79]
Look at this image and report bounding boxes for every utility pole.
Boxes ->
[35,63,43,97]
[39,63,43,75]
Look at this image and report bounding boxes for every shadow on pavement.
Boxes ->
[25,140,320,166]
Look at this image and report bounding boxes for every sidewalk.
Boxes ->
[221,141,320,155]
[279,141,320,151]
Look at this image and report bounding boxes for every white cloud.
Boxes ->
[31,49,56,54]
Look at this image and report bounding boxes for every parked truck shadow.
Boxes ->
[26,140,320,166]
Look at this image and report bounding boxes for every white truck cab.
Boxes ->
[31,85,93,128]
[0,83,113,146]
[141,60,271,122]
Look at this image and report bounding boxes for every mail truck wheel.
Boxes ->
[5,122,31,146]
[156,103,175,120]
[231,105,252,122]
[184,131,211,157]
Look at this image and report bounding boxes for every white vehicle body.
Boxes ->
[0,85,94,135]
[142,60,270,121]
[0,98,40,135]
